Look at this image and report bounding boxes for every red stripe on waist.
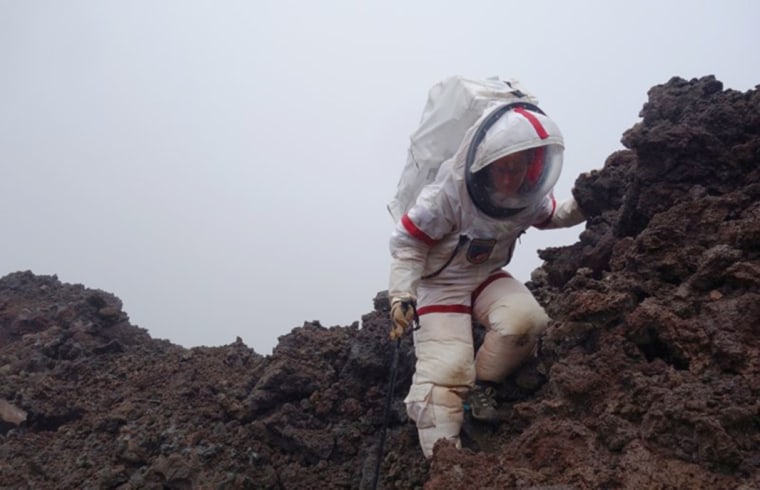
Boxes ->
[471,271,512,303]
[416,304,472,316]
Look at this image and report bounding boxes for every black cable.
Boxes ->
[370,336,401,490]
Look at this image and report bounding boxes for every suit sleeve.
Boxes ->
[532,193,586,230]
[388,184,457,298]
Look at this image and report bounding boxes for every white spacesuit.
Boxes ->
[388,103,586,458]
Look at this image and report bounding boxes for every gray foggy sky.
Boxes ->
[2,1,758,354]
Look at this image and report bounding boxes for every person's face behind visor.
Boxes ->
[486,149,534,195]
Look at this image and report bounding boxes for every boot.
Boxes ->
[466,382,501,423]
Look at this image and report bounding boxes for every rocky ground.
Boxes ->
[2,75,759,489]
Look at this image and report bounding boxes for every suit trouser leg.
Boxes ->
[472,275,550,382]
[404,311,475,458]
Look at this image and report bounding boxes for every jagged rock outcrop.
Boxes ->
[1,75,758,489]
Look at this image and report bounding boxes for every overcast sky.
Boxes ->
[2,1,758,354]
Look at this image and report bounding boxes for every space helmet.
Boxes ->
[465,102,564,218]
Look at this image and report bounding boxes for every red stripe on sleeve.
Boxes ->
[401,214,437,247]
[533,195,557,229]
[514,107,549,140]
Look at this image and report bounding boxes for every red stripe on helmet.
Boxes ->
[514,107,549,139]
[401,214,437,247]
[417,304,472,316]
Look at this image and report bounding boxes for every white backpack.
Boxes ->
[387,75,540,222]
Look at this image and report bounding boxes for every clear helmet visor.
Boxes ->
[467,145,563,216]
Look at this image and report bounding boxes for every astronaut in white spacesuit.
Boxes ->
[388,103,586,458]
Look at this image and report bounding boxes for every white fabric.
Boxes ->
[539,197,586,230]
[471,275,549,336]
[406,384,466,459]
[468,108,563,173]
[410,312,475,386]
[388,75,540,222]
[472,276,550,381]
[404,312,473,459]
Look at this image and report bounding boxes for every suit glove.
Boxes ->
[390,294,417,340]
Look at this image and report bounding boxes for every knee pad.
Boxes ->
[488,294,549,338]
